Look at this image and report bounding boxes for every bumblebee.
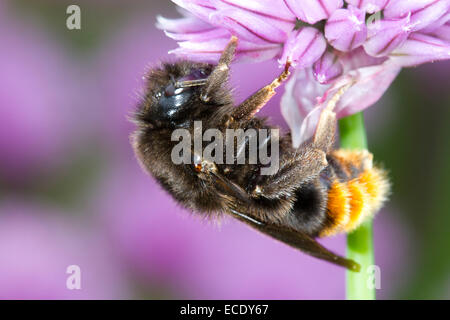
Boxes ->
[132,37,390,271]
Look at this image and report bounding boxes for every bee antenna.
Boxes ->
[175,78,208,88]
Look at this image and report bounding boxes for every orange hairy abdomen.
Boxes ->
[319,150,390,237]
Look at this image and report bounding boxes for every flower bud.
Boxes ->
[313,52,344,83]
[324,5,367,52]
[279,27,327,68]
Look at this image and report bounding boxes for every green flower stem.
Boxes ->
[338,112,375,300]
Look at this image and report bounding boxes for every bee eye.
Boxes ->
[150,67,211,124]
[153,83,194,123]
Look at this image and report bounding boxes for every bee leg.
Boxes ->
[231,62,291,121]
[206,158,358,271]
[254,84,353,198]
[312,83,353,152]
[252,148,328,199]
[229,209,360,271]
[200,36,238,103]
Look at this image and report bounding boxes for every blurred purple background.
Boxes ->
[1,1,449,299]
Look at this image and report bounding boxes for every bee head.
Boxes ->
[137,61,221,128]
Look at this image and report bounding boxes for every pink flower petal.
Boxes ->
[164,27,229,41]
[297,75,357,144]
[171,0,217,21]
[313,51,343,83]
[280,76,308,148]
[324,5,368,52]
[214,0,297,22]
[283,0,344,24]
[421,12,450,33]
[209,8,290,44]
[279,27,327,68]
[339,46,388,71]
[334,62,401,117]
[281,62,400,146]
[170,37,281,63]
[345,0,389,13]
[156,14,214,34]
[364,15,413,57]
[390,32,450,66]
[384,0,450,32]
[160,1,287,63]
[431,22,450,41]
[421,12,450,41]
[281,68,329,147]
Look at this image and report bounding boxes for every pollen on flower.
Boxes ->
[317,73,327,84]
[350,14,363,28]
[403,21,420,32]
[401,13,416,32]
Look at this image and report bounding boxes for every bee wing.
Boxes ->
[208,170,360,271]
[229,208,360,272]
